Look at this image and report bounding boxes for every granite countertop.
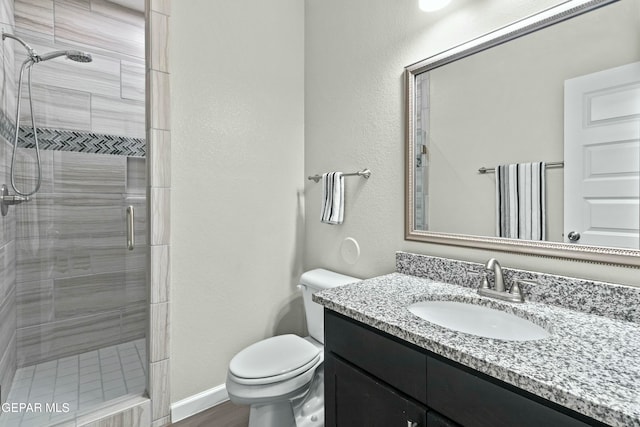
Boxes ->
[314,272,640,427]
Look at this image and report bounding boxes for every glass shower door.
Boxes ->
[0,0,148,425]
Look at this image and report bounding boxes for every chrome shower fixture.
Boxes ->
[1,32,36,57]
[37,49,93,63]
[2,33,93,64]
[1,32,92,199]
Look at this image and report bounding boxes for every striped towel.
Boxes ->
[496,162,546,240]
[321,172,344,224]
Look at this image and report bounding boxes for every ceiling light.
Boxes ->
[419,0,451,12]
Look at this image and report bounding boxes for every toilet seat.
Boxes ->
[229,335,321,385]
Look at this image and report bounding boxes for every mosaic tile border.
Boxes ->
[0,110,146,157]
[18,127,145,157]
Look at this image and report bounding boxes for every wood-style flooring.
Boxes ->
[170,401,250,427]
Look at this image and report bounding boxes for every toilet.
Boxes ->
[225,269,359,427]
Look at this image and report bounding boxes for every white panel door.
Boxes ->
[564,62,640,249]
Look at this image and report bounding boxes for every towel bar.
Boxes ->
[478,161,564,174]
[308,169,371,183]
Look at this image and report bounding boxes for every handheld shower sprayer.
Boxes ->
[37,50,93,63]
[1,32,92,200]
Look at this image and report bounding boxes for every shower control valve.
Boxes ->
[1,184,30,216]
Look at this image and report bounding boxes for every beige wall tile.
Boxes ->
[91,0,145,26]
[122,60,146,102]
[122,302,147,342]
[0,288,16,369]
[0,0,14,27]
[149,359,170,421]
[91,95,145,138]
[14,0,54,38]
[53,151,126,193]
[150,188,170,245]
[16,279,54,328]
[150,11,169,73]
[150,245,169,304]
[149,302,169,362]
[55,2,144,59]
[150,70,170,130]
[149,129,170,188]
[17,311,122,366]
[19,84,91,131]
[53,269,145,319]
[150,0,170,16]
[0,333,16,404]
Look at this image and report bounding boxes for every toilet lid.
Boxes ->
[229,335,321,384]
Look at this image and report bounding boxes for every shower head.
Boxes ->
[2,33,93,64]
[66,51,93,63]
[37,50,93,63]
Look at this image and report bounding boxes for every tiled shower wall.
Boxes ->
[5,0,148,369]
[13,0,145,139]
[14,152,147,367]
[0,0,17,406]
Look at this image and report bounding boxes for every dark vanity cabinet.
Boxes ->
[324,310,607,427]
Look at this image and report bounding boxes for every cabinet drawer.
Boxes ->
[426,356,591,427]
[325,310,427,404]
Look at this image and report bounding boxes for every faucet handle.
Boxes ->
[480,275,490,289]
[508,280,525,302]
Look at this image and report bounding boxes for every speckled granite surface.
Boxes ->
[397,252,640,323]
[314,273,640,427]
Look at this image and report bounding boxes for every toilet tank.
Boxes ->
[300,269,359,344]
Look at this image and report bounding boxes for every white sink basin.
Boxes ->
[408,301,549,341]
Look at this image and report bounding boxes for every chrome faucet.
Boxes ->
[485,258,505,292]
[477,258,524,303]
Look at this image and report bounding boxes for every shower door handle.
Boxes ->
[126,206,135,250]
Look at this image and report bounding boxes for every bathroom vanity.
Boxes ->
[315,253,640,427]
[324,310,600,427]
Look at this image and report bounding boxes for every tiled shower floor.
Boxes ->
[0,339,146,427]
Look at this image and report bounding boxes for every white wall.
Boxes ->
[170,0,305,402]
[304,0,640,287]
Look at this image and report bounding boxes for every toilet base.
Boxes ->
[248,401,296,427]
[292,366,324,427]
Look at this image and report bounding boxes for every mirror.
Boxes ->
[405,0,640,267]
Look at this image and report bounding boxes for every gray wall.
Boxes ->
[170,0,305,403]
[304,0,640,286]
[167,0,640,409]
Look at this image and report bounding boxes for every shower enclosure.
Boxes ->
[0,0,148,425]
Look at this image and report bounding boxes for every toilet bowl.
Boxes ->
[225,269,359,427]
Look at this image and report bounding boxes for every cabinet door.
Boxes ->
[325,353,427,427]
[426,356,592,427]
[427,412,460,427]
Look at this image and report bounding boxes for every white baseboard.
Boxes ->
[170,384,229,422]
